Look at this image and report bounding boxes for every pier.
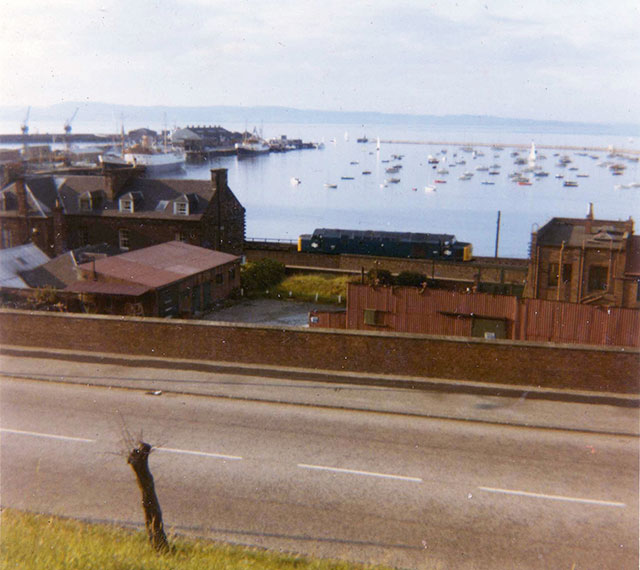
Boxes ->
[379,140,640,155]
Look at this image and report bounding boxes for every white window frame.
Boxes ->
[119,228,130,250]
[174,201,189,215]
[119,199,133,213]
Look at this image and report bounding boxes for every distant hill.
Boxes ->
[0,102,638,136]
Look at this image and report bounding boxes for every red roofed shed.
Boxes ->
[67,241,240,317]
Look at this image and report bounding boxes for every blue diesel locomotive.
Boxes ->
[298,228,473,261]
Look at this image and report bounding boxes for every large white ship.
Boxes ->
[99,147,186,175]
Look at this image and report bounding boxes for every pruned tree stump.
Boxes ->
[127,441,169,552]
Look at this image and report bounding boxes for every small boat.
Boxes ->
[481,181,495,185]
[341,176,354,180]
[424,185,436,193]
[434,179,447,184]
[356,136,368,143]
[362,170,372,175]
[576,174,589,178]
[350,161,359,165]
[488,170,500,176]
[386,177,401,184]
[555,174,564,179]
[518,180,532,186]
[290,177,301,185]
[324,183,338,189]
[563,181,578,187]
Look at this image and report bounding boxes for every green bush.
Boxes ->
[366,268,394,286]
[396,271,427,287]
[241,258,286,294]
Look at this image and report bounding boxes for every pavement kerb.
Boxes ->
[1,344,638,408]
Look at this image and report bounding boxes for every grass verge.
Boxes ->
[273,274,355,304]
[0,509,392,570]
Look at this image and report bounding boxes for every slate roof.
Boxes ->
[0,177,60,217]
[537,217,633,248]
[55,175,215,217]
[72,241,239,291]
[0,243,50,288]
[19,244,118,289]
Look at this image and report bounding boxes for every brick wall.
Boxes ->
[243,246,528,285]
[0,309,637,394]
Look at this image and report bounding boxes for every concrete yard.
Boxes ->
[203,298,333,327]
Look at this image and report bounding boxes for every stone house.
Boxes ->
[0,168,245,257]
[524,207,638,308]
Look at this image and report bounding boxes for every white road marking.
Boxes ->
[298,463,423,482]
[156,446,243,461]
[0,427,95,443]
[478,486,626,508]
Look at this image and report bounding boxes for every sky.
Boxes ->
[1,0,639,125]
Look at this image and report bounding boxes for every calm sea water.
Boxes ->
[4,120,639,258]
[165,122,640,258]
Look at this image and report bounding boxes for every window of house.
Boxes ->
[215,273,224,285]
[119,199,133,213]
[174,201,188,215]
[228,267,236,281]
[79,227,89,246]
[363,308,385,326]
[79,195,92,211]
[548,263,572,286]
[1,228,12,248]
[119,228,130,250]
[588,265,608,291]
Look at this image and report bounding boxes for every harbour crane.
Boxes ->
[21,106,31,135]
[64,107,79,135]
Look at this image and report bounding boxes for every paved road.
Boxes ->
[1,377,638,569]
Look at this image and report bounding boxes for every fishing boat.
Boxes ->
[235,131,270,156]
[99,146,186,175]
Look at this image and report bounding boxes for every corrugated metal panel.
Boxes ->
[347,283,640,347]
[309,310,346,329]
[522,299,640,347]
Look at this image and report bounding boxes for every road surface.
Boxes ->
[1,375,637,569]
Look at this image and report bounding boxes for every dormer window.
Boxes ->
[118,191,142,213]
[79,193,92,211]
[119,199,134,213]
[174,200,189,215]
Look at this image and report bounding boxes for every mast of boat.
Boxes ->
[163,113,168,153]
[528,141,537,165]
[376,136,381,151]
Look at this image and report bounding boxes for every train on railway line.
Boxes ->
[298,228,473,261]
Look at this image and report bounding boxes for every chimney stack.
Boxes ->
[585,202,594,234]
[211,168,228,192]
